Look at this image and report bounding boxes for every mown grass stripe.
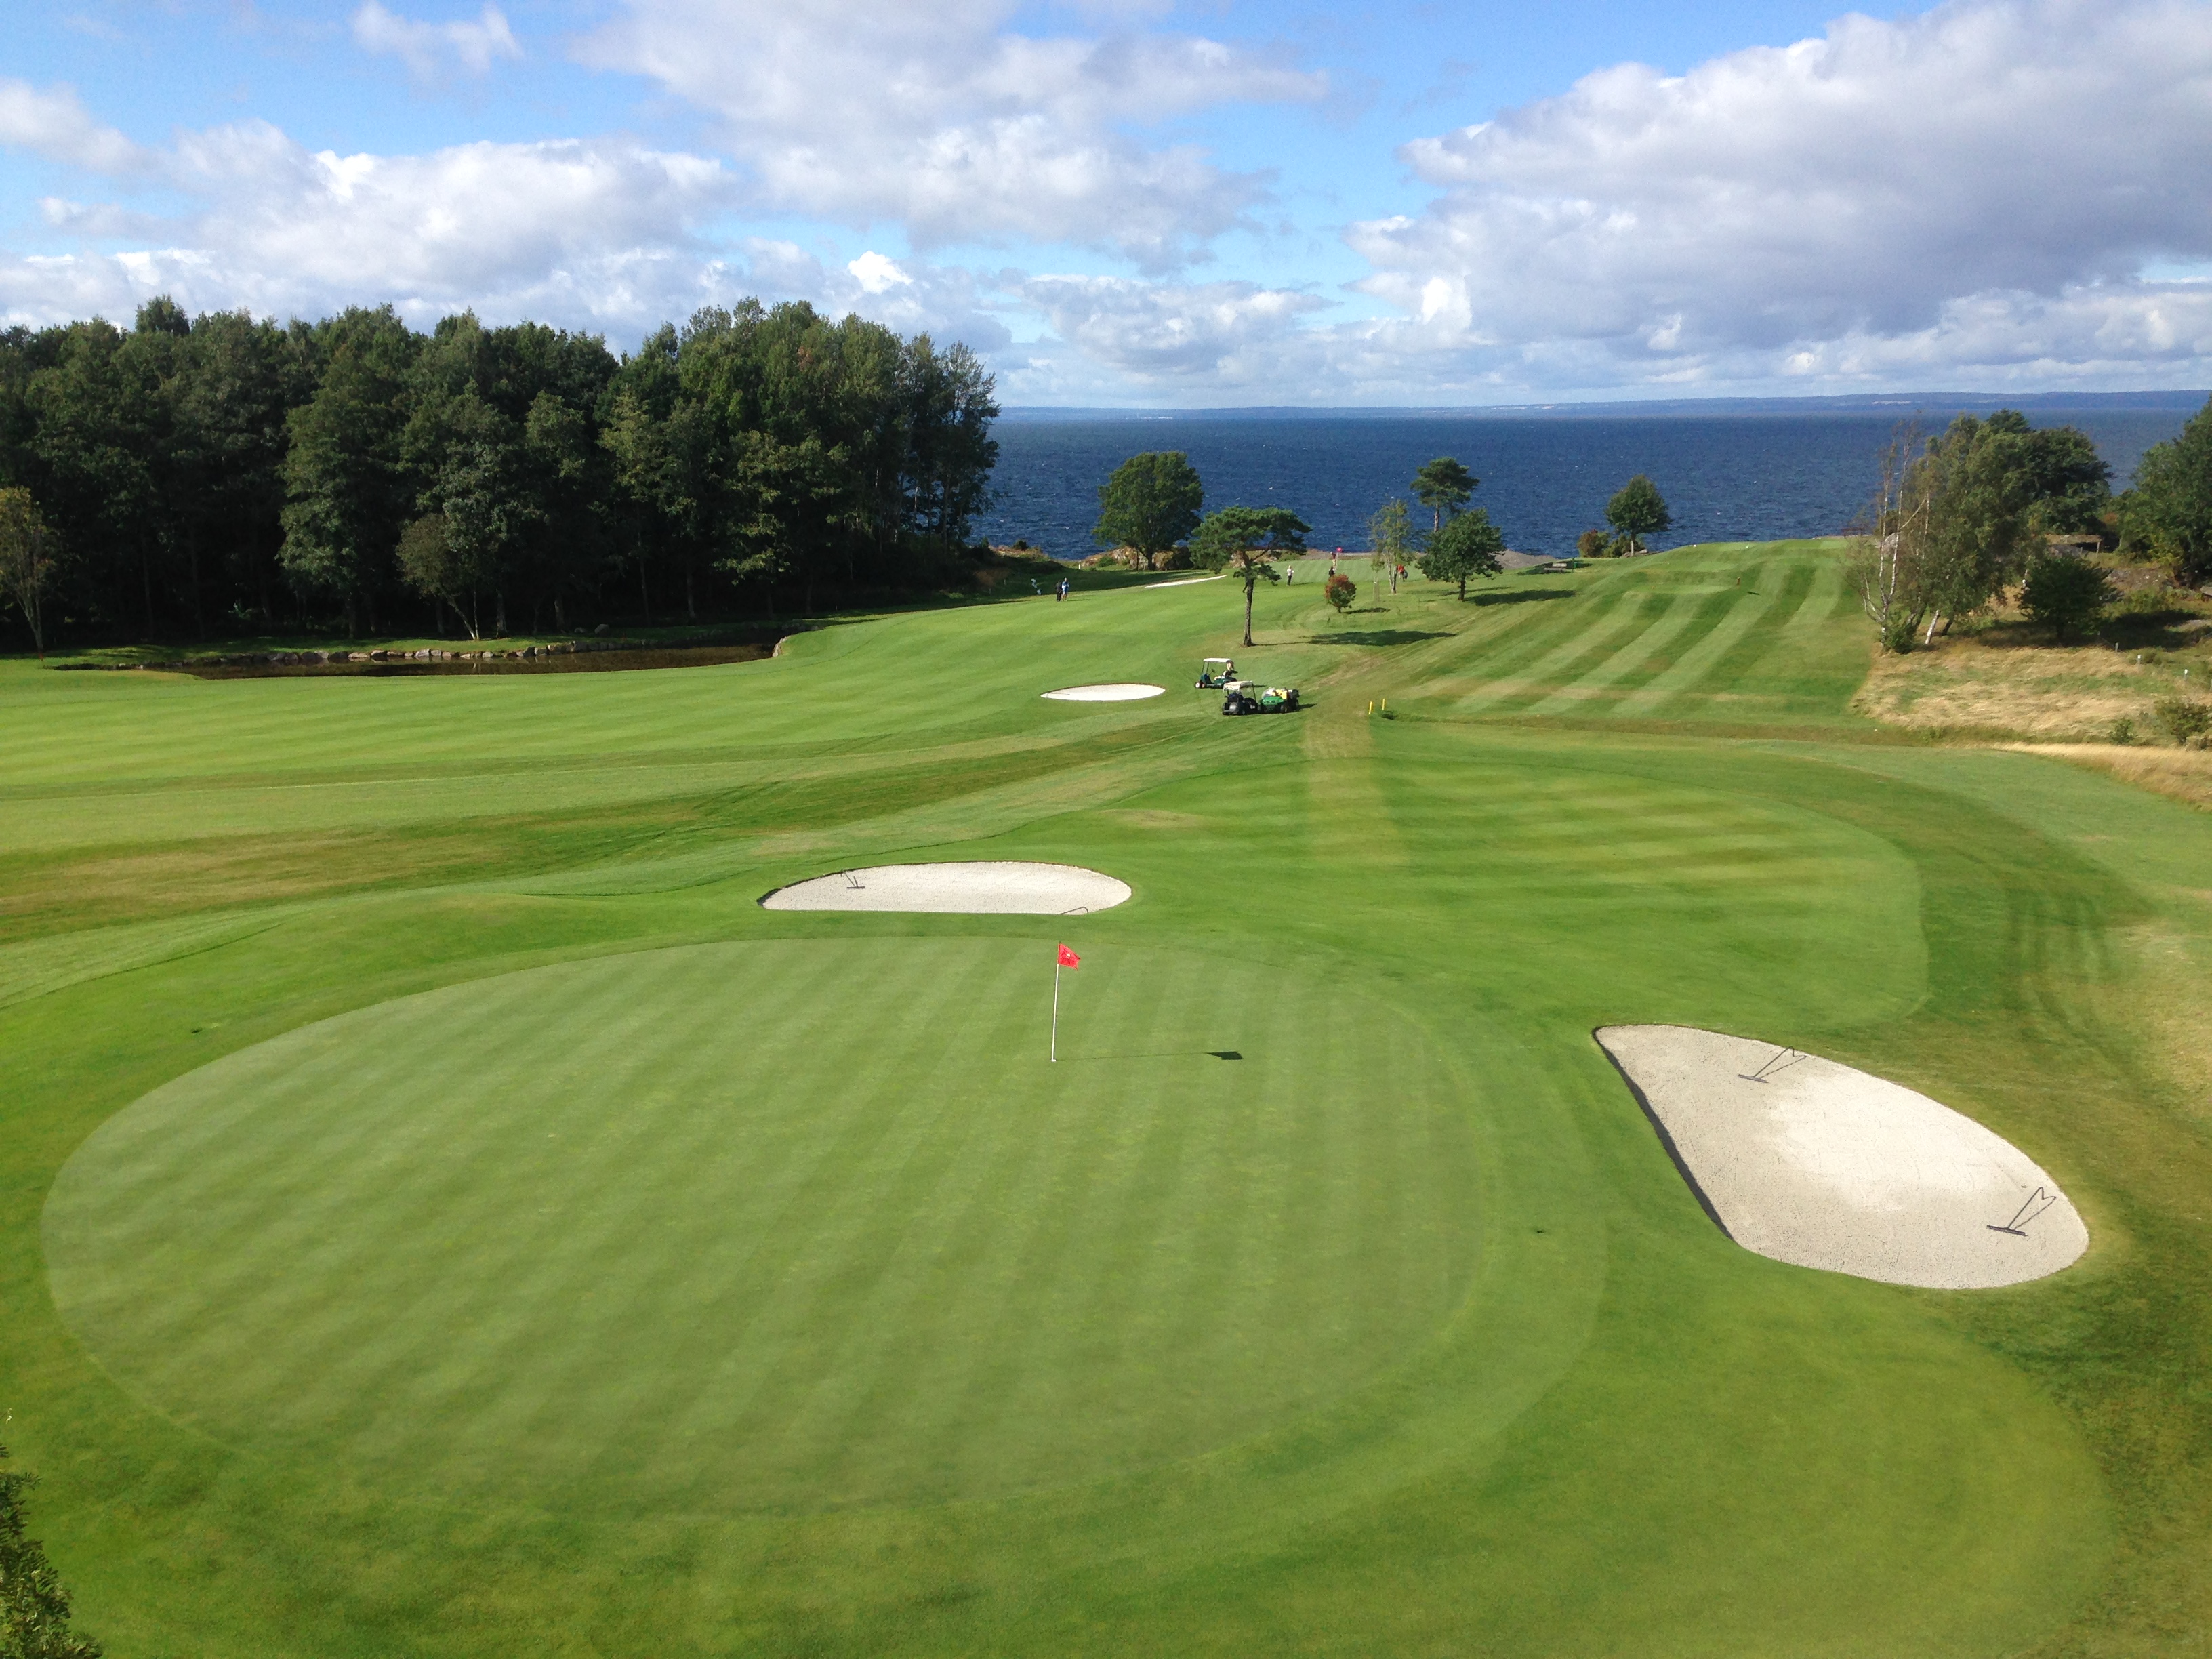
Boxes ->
[1613,574,1788,718]
[1518,587,1723,718]
[1455,592,1660,712]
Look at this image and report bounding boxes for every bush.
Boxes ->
[2108,715,2138,745]
[1323,573,1356,615]
[2153,696,2212,745]
[1576,528,1614,559]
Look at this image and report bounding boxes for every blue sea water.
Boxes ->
[976,410,2192,560]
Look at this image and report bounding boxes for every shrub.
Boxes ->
[2108,716,2138,745]
[1323,573,1356,615]
[1576,528,1613,559]
[2152,696,2212,745]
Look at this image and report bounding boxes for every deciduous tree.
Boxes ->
[1419,507,1505,598]
[1604,475,1671,551]
[0,487,58,657]
[1367,497,1412,593]
[2127,394,2212,585]
[280,306,417,636]
[2019,550,2116,644]
[1851,412,2088,651]
[1094,451,1202,569]
[0,1445,102,1658]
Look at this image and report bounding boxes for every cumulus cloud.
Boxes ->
[579,0,1325,268]
[1022,274,1327,381]
[14,0,2212,401]
[0,85,1016,352]
[1351,0,2212,385]
[352,3,523,82]
[0,78,156,174]
[0,102,743,333]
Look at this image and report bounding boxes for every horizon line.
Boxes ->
[997,389,2210,420]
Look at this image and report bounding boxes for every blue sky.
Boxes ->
[4,0,2210,404]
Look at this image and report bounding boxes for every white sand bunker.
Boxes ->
[1596,1025,2086,1288]
[1041,683,1165,701]
[760,861,1131,914]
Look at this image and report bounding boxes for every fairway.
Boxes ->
[5,540,2211,1657]
[45,940,1479,1510]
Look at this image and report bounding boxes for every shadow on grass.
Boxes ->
[1053,1049,1246,1061]
[1305,629,1450,647]
[1469,588,1576,607]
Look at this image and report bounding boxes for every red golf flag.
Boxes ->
[1057,944,1080,969]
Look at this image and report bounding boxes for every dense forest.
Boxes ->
[0,296,999,646]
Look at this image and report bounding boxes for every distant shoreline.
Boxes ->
[999,390,2209,422]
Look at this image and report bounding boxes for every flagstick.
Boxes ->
[1051,960,1061,1062]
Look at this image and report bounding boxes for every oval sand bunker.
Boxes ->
[761,860,1130,914]
[1596,1025,2086,1288]
[1042,683,1164,701]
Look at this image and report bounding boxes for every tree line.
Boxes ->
[0,295,998,651]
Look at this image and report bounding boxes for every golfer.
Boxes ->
[1057,577,1071,602]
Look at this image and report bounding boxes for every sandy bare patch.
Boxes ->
[1042,683,1165,702]
[760,861,1130,914]
[1597,1025,2086,1288]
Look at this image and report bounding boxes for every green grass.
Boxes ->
[3,540,2209,1656]
[45,940,1480,1511]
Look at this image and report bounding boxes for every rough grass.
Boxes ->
[3,544,2210,1657]
[1853,634,2211,741]
[2002,742,2212,813]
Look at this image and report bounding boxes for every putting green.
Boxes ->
[43,939,1480,1511]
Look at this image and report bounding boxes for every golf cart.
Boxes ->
[1196,657,1235,689]
[1221,678,1300,716]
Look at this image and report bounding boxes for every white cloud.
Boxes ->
[1349,0,2212,386]
[14,0,2212,403]
[0,89,1018,352]
[846,251,913,295]
[0,78,156,174]
[352,2,523,81]
[579,0,1324,268]
[1021,274,1328,381]
[1774,281,2212,385]
[0,110,740,334]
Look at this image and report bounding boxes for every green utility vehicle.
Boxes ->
[1221,680,1301,716]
